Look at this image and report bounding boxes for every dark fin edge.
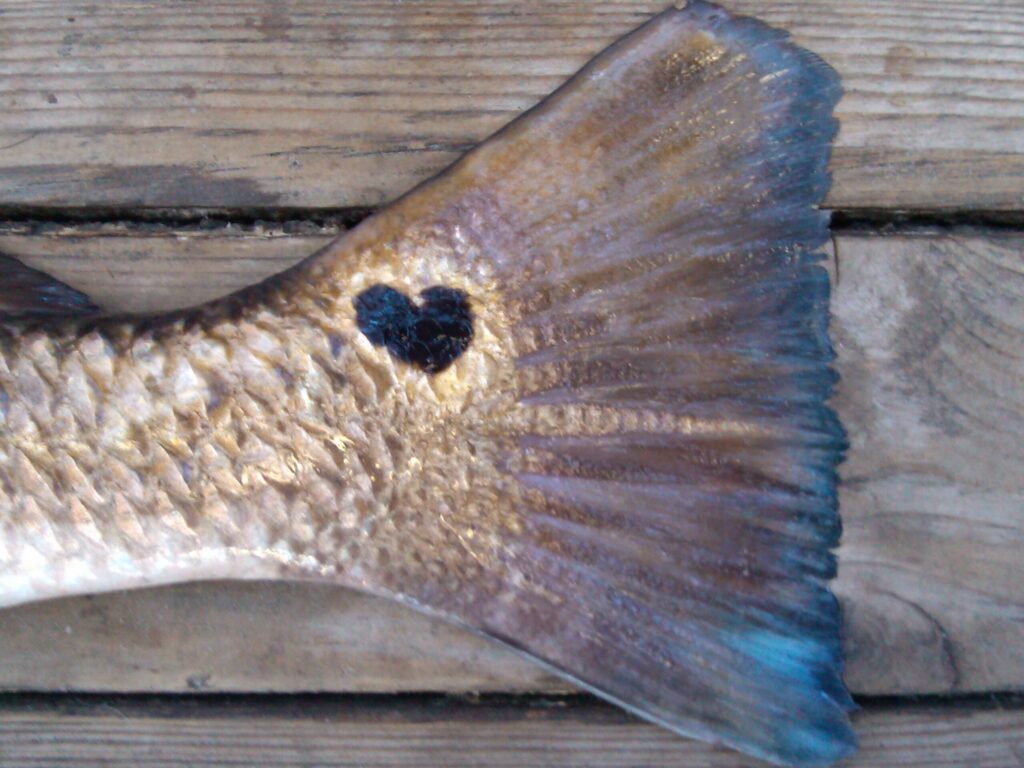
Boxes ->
[0,253,99,318]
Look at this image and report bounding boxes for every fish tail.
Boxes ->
[368,3,855,765]
[0,1,856,763]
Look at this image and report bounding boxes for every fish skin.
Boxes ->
[0,220,520,605]
[0,3,854,766]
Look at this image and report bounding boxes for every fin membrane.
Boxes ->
[357,2,851,765]
[0,253,98,317]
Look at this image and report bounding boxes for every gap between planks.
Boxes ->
[0,225,1020,698]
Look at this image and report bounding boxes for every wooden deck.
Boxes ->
[1,1,1022,765]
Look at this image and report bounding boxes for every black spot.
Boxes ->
[353,284,473,373]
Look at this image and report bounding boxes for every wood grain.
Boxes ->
[0,1,1022,213]
[1,695,1023,768]
[832,232,1024,695]
[0,582,564,694]
[0,225,336,314]
[0,227,1020,697]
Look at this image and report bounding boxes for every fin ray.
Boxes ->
[341,2,853,764]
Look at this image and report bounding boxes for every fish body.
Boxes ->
[0,3,854,766]
[0,217,519,607]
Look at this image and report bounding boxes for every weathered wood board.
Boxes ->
[1,695,1022,768]
[0,227,1019,697]
[831,232,1024,695]
[1,0,1022,213]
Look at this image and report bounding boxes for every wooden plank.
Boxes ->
[0,227,1020,696]
[831,232,1024,695]
[0,225,337,315]
[1,695,1023,768]
[0,582,564,694]
[0,1,1022,213]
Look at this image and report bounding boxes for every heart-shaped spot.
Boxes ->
[353,284,473,373]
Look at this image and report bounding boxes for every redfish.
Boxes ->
[0,3,854,765]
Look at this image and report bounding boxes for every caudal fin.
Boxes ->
[347,2,853,765]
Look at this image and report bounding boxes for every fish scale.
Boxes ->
[0,264,480,596]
